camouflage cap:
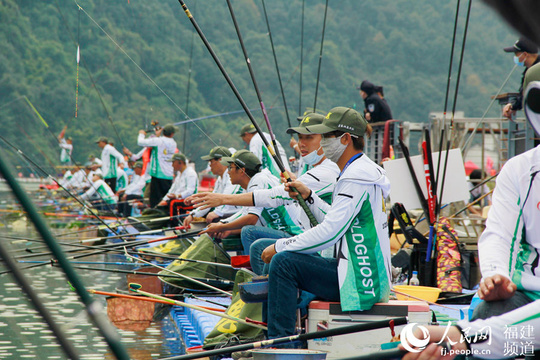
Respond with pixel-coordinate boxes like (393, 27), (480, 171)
(305, 107), (367, 137)
(201, 146), (232, 161)
(95, 136), (108, 144)
(286, 112), (326, 135)
(220, 149), (261, 172)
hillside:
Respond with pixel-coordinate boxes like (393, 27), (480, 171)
(0, 0), (522, 173)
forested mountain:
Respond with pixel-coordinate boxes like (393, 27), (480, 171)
(0, 0), (523, 174)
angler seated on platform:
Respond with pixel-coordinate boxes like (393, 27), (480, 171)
(188, 113), (339, 274)
(258, 107), (391, 342)
(66, 163), (92, 191)
(156, 153), (198, 216)
(185, 150), (303, 250)
(117, 161), (148, 217)
(80, 172), (117, 212)
(470, 63), (540, 326)
(183, 146), (244, 229)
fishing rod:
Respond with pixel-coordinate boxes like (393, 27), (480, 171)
(124, 250), (233, 296)
(129, 283), (264, 329)
(298, 0), (305, 116)
(260, 0), (292, 129)
(89, 289), (226, 313)
(182, 0), (196, 154)
(227, 0), (285, 163)
(73, 1), (221, 150)
(439, 0), (473, 217)
(176, 0), (318, 227)
(435, 0), (460, 218)
(0, 132), (122, 233)
(312, 0), (329, 113)
(159, 317), (408, 360)
(0, 147), (130, 359)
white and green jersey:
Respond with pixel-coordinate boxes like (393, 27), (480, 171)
(59, 138), (73, 164)
(191, 169), (244, 219)
(274, 154), (392, 312)
(80, 179), (117, 204)
(116, 168), (129, 191)
(162, 165), (198, 201)
(253, 158), (339, 232)
(478, 145), (540, 299)
(67, 169), (90, 189)
(458, 300), (540, 358)
(137, 134), (177, 180)
(100, 144), (124, 180)
(249, 132), (290, 178)
(222, 169), (303, 235)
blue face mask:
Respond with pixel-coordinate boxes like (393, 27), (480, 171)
(302, 146), (324, 165)
(514, 55), (525, 67)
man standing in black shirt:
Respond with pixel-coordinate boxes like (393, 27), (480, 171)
(358, 80), (393, 123)
(502, 37), (539, 119)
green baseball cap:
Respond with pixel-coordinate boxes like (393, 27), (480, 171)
(162, 124), (178, 136)
(220, 149), (261, 172)
(286, 113), (326, 134)
(166, 153), (187, 163)
(305, 107), (367, 136)
(133, 161), (144, 169)
(95, 136), (108, 143)
(523, 63), (540, 134)
(201, 146), (232, 161)
(239, 123), (257, 136)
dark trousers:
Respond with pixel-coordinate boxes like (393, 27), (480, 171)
(149, 177), (172, 208)
(119, 194), (143, 217)
(105, 178), (117, 192)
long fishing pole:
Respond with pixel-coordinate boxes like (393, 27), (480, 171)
(312, 0), (329, 113)
(227, 0), (285, 163)
(260, 0), (292, 129)
(182, 0), (196, 154)
(0, 148), (130, 359)
(439, 0), (473, 215)
(159, 317), (408, 360)
(298, 0), (305, 115)
(129, 283), (263, 329)
(89, 289), (226, 313)
(435, 0), (460, 216)
(124, 250), (233, 296)
(176, 0), (318, 227)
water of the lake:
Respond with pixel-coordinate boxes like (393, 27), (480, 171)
(0, 205), (185, 359)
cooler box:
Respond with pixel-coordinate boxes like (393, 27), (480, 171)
(307, 300), (432, 359)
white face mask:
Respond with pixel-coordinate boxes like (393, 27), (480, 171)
(302, 146), (324, 165)
(320, 134), (347, 163)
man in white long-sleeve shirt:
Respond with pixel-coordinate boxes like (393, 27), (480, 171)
(118, 161), (147, 217)
(184, 146), (243, 228)
(157, 153), (198, 212)
(471, 63), (540, 325)
(260, 107), (392, 340)
(96, 136), (125, 192)
(137, 124), (178, 207)
(240, 123), (291, 178)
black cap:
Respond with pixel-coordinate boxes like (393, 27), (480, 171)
(357, 80), (375, 95)
(503, 37), (538, 54)
(374, 85), (384, 96)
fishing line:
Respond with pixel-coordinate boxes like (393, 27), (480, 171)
(261, 0), (292, 129)
(313, 0), (329, 113)
(73, 0), (221, 150)
(438, 0), (472, 216)
(299, 0), (305, 116)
